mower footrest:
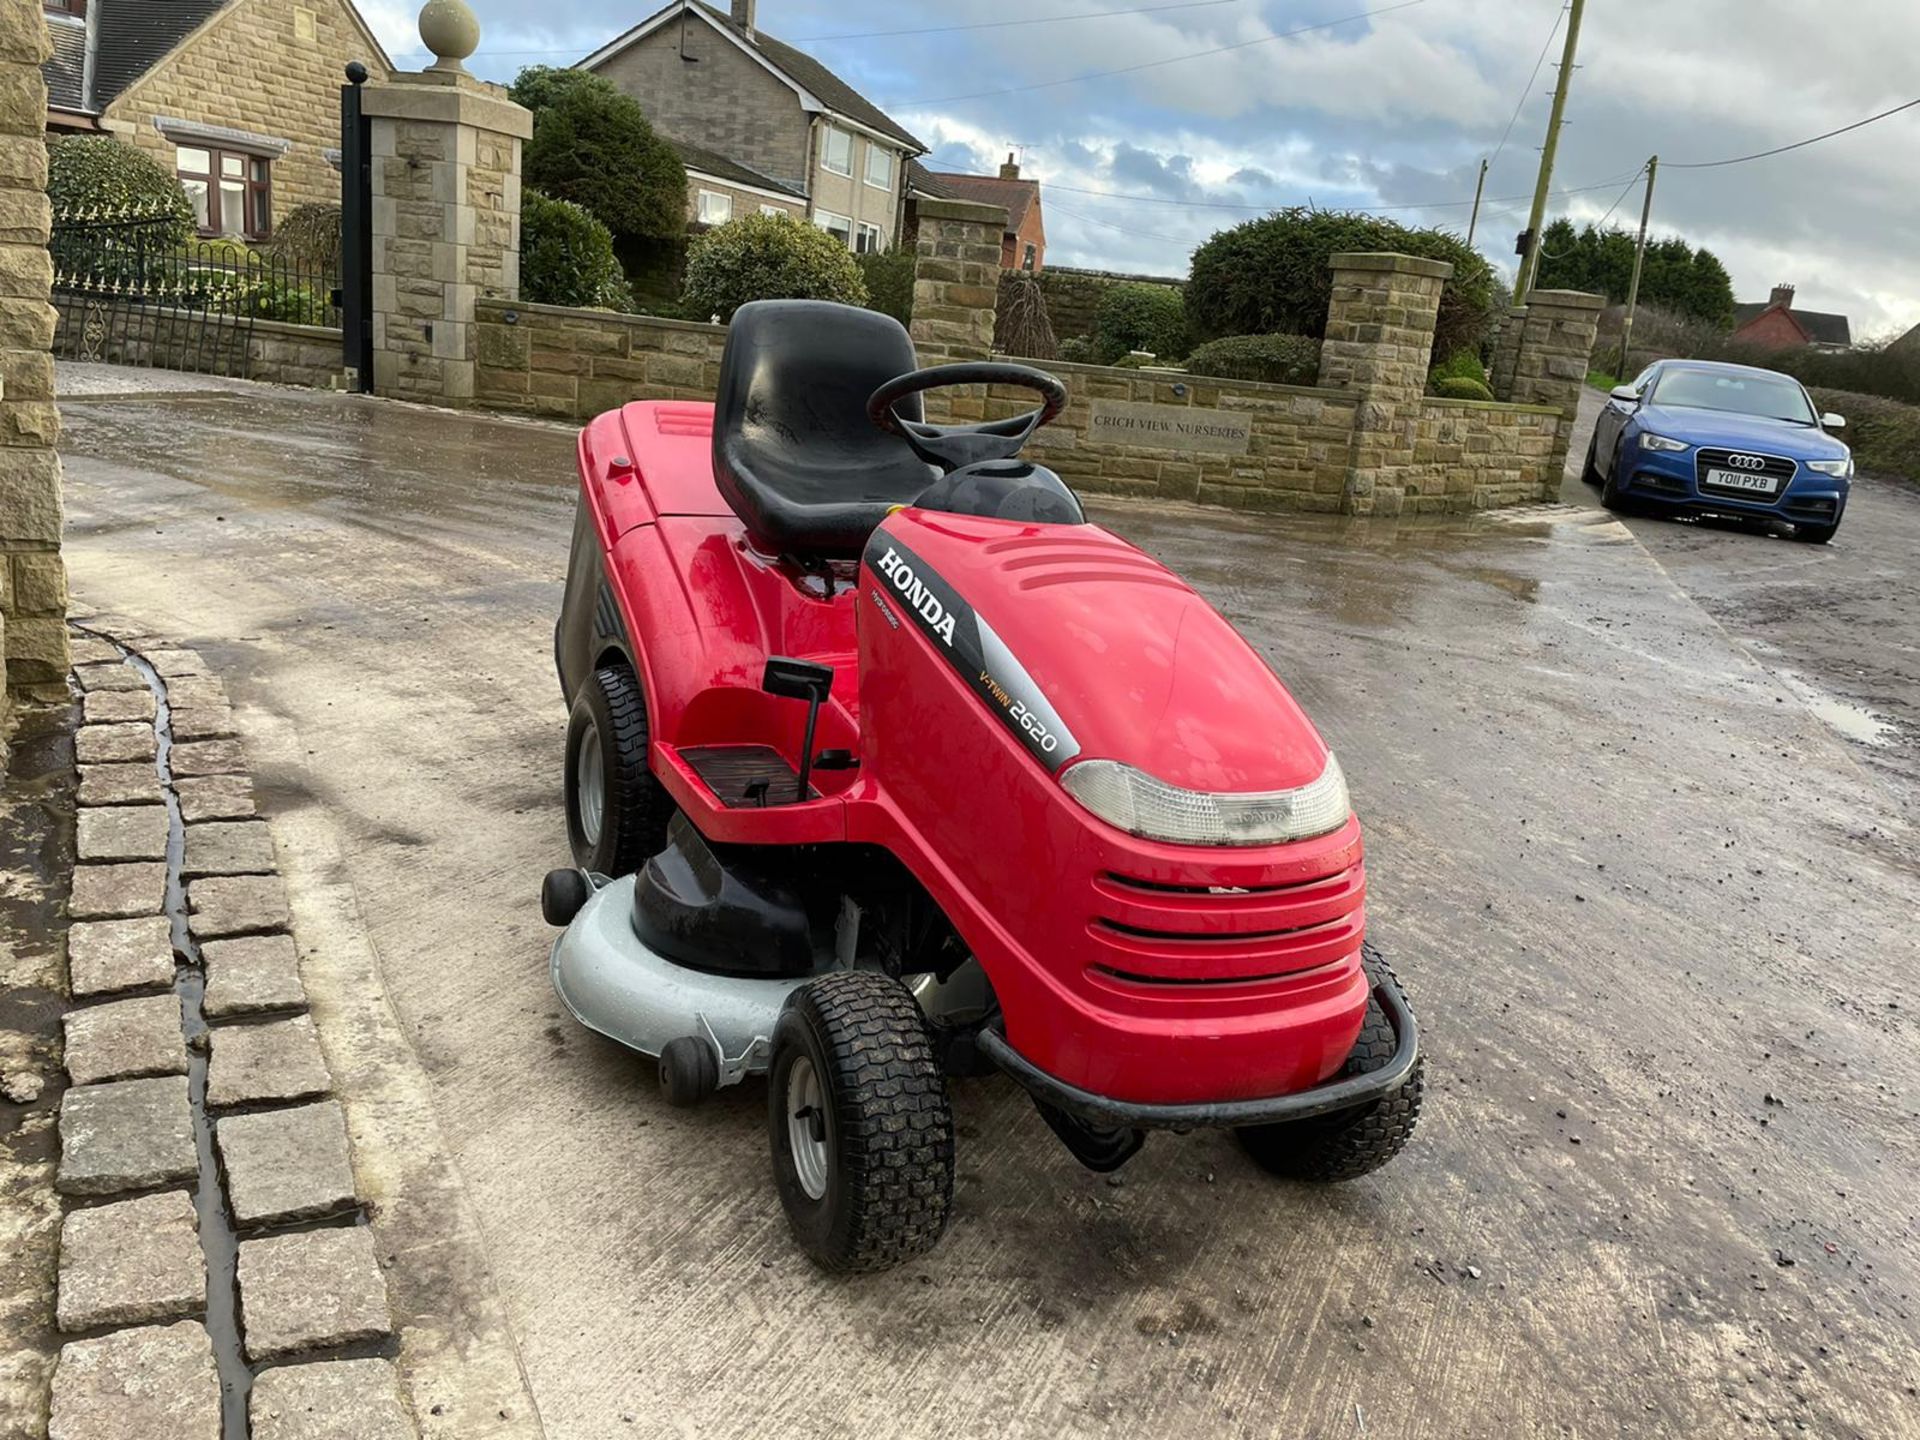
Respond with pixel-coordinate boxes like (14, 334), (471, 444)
(681, 744), (817, 807)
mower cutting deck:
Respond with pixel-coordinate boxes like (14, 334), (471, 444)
(543, 300), (1422, 1272)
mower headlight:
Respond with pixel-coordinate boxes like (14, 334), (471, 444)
(1639, 433), (1689, 453)
(1806, 458), (1852, 477)
(1060, 753), (1350, 847)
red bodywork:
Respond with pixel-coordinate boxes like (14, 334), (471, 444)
(578, 401), (1370, 1105)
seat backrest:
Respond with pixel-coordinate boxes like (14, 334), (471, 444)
(712, 300), (937, 559)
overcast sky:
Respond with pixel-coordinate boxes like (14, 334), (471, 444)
(360, 0), (1920, 338)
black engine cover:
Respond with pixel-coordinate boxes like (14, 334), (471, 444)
(631, 812), (818, 978)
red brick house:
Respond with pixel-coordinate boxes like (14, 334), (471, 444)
(1730, 284), (1852, 352)
(909, 155), (1045, 271)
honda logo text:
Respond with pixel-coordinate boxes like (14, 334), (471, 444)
(875, 548), (957, 646)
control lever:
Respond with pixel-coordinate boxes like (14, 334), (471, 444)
(761, 657), (834, 803)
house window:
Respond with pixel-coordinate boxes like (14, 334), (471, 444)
(864, 145), (893, 191)
(821, 126), (852, 177)
(855, 222), (883, 254)
(176, 146), (272, 241)
(697, 190), (733, 225)
(44, 0), (87, 17)
(759, 204), (787, 218)
(814, 210), (853, 248)
(1023, 243), (1037, 272)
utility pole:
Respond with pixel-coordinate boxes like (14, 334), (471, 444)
(1514, 0), (1586, 303)
(1616, 155), (1658, 378)
(1465, 157), (1489, 245)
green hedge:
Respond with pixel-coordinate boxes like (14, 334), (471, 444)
(522, 74), (686, 242)
(1182, 333), (1322, 386)
(1811, 388), (1920, 482)
(1430, 350), (1488, 387)
(682, 212), (867, 322)
(856, 249), (915, 326)
(521, 190), (633, 310)
(48, 137), (194, 240)
(1188, 208), (1497, 361)
(1431, 375), (1496, 402)
(1093, 282), (1188, 363)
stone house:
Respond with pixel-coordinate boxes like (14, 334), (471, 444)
(1730, 284), (1852, 352)
(40, 0), (390, 240)
(579, 0), (925, 250)
(909, 155), (1046, 271)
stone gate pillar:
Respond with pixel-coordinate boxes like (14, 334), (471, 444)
(1504, 289), (1603, 490)
(1317, 252), (1452, 516)
(1, 0), (67, 725)
(360, 58), (530, 404)
(909, 199), (1007, 364)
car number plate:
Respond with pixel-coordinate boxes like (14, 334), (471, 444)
(1705, 467), (1780, 495)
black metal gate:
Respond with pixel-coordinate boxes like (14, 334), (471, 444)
(50, 207), (342, 379)
(339, 61), (374, 392)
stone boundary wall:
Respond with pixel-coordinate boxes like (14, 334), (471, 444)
(473, 298), (727, 419)
(1408, 397), (1562, 512)
(52, 302), (345, 389)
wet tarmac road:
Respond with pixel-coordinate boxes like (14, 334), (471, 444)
(52, 369), (1920, 1439)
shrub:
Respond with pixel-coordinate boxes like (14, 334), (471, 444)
(1183, 333), (1322, 386)
(1056, 335), (1097, 364)
(508, 65), (609, 115)
(856, 248), (916, 327)
(1810, 388), (1920, 482)
(1094, 282), (1187, 363)
(1534, 219), (1733, 326)
(995, 271), (1056, 359)
(523, 78), (686, 241)
(1187, 208), (1497, 360)
(681, 213), (867, 322)
(521, 190), (633, 310)
(262, 203), (341, 274)
(47, 136), (194, 240)
(1431, 376), (1496, 402)
(1430, 350), (1488, 387)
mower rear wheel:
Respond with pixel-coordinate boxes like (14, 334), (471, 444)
(1236, 948), (1423, 1183)
(768, 971), (954, 1273)
(565, 662), (672, 875)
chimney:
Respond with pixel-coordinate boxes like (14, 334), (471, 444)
(731, 0), (755, 39)
(1770, 283), (1795, 311)
(999, 152), (1020, 181)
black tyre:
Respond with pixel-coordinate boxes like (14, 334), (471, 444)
(1791, 521), (1838, 545)
(768, 971), (954, 1273)
(1598, 446), (1635, 514)
(659, 1036), (718, 1107)
(564, 662), (672, 875)
(540, 868), (589, 927)
(1580, 434), (1602, 487)
(1236, 946), (1423, 1183)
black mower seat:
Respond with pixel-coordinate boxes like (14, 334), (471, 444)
(713, 300), (938, 560)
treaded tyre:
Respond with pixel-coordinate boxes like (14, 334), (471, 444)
(1598, 447), (1636, 515)
(1236, 944), (1424, 1183)
(768, 971), (955, 1273)
(1580, 434), (1602, 487)
(1791, 521), (1838, 545)
(564, 662), (672, 875)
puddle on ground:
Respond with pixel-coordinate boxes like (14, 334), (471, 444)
(1778, 670), (1897, 748)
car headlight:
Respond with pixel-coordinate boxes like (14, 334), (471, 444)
(1639, 433), (1689, 453)
(1060, 753), (1351, 847)
(1806, 458), (1852, 477)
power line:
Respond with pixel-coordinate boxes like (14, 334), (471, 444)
(1033, 171), (1640, 213)
(1488, 2), (1563, 170)
(1048, 201), (1196, 247)
(894, 0), (1428, 107)
(1664, 95), (1920, 169)
(1590, 164), (1647, 228)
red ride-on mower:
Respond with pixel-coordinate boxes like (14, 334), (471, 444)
(543, 300), (1422, 1272)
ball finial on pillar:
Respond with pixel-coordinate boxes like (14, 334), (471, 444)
(418, 0), (480, 73)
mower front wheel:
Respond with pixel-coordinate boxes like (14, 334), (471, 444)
(564, 662), (672, 875)
(1237, 950), (1424, 1183)
(767, 972), (954, 1273)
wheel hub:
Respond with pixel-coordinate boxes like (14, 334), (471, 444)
(576, 726), (604, 846)
(786, 1055), (830, 1201)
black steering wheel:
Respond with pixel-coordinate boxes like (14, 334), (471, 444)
(868, 362), (1070, 474)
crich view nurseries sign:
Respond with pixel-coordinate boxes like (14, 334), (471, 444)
(1087, 400), (1253, 455)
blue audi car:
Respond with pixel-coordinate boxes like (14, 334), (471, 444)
(1582, 359), (1854, 543)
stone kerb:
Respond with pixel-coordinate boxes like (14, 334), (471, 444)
(1506, 288), (1604, 482)
(910, 197), (1009, 366)
(362, 68), (532, 405)
(1317, 251), (1452, 516)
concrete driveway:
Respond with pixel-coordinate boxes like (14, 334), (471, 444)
(55, 368), (1920, 1439)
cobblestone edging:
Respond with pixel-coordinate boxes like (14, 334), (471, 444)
(51, 624), (415, 1440)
